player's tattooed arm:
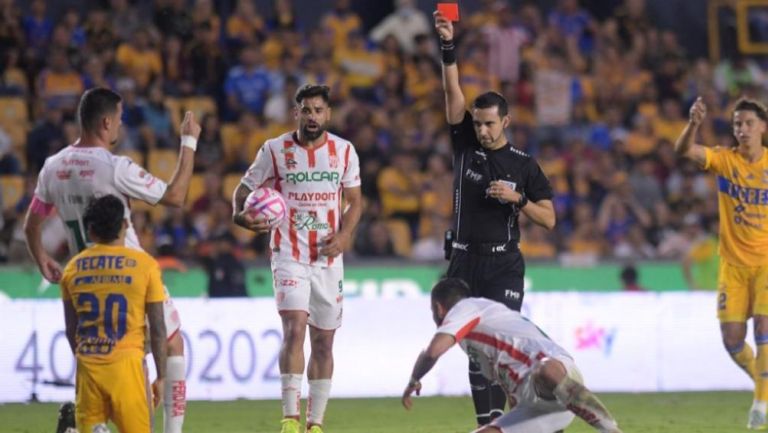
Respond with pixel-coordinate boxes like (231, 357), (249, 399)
(402, 333), (456, 410)
(232, 183), (270, 234)
(147, 301), (167, 380)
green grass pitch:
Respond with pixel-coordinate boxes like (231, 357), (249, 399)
(0, 392), (751, 433)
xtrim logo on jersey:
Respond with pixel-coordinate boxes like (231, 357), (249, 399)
(718, 176), (768, 205)
(292, 212), (331, 230)
(285, 171), (340, 184)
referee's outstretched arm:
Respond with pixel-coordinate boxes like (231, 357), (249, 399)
(434, 11), (465, 125)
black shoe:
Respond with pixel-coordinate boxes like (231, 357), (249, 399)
(55, 402), (76, 433)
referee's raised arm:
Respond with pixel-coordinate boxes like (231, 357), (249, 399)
(434, 11), (465, 125)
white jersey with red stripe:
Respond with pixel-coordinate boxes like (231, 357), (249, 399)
(240, 131), (361, 268)
(33, 145), (167, 255)
(437, 297), (572, 401)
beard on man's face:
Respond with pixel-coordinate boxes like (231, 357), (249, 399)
(302, 123), (325, 141)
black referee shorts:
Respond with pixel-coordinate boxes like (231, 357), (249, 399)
(446, 249), (525, 311)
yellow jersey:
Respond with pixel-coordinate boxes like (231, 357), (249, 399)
(60, 244), (165, 364)
(705, 146), (768, 267)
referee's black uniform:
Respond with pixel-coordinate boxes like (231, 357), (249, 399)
(446, 111), (553, 312)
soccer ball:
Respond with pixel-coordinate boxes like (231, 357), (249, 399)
(244, 187), (287, 228)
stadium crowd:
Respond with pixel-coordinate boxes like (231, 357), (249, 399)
(0, 0), (745, 266)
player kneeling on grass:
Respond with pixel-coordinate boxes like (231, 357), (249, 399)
(402, 278), (622, 433)
(60, 195), (167, 433)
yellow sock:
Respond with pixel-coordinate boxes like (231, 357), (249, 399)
(757, 340), (768, 402)
(730, 342), (758, 381)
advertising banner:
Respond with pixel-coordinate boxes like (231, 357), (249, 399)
(0, 292), (748, 402)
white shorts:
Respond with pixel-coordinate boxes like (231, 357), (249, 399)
(272, 260), (344, 330)
(163, 286), (182, 340)
(490, 356), (580, 433)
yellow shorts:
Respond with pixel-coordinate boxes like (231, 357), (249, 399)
(76, 355), (153, 433)
(718, 261), (768, 322)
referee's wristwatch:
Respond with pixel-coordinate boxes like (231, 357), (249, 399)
(516, 194), (528, 208)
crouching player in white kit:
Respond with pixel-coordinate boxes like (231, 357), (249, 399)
(402, 278), (623, 433)
(232, 84), (362, 433)
(23, 88), (199, 433)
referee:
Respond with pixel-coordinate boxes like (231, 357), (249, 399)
(434, 10), (556, 428)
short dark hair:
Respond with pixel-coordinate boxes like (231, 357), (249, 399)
(733, 98), (768, 123)
(620, 265), (638, 284)
(84, 195), (125, 243)
(78, 87), (122, 133)
(295, 84), (331, 105)
(431, 278), (471, 309)
(472, 91), (509, 117)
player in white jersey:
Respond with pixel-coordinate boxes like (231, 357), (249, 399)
(232, 84), (362, 433)
(23, 87), (200, 433)
(402, 278), (622, 433)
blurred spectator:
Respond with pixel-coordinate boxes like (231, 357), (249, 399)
(26, 107), (65, 172)
(224, 44), (272, 117)
(36, 49), (84, 114)
(682, 218), (719, 291)
(203, 232), (247, 298)
(187, 21), (228, 97)
(191, 172), (224, 214)
(334, 30), (383, 101)
(483, 3), (531, 85)
(269, 0), (298, 31)
(156, 207), (200, 260)
(154, 0), (194, 40)
(84, 9), (116, 55)
(116, 28), (163, 91)
(520, 223), (557, 260)
(110, 0), (142, 42)
(82, 56), (116, 90)
(377, 152), (422, 236)
(195, 114), (225, 173)
(714, 56), (765, 97)
(226, 0), (266, 47)
(613, 225), (656, 259)
(620, 264), (646, 291)
(369, 0), (430, 54)
(141, 84), (175, 149)
(355, 218), (396, 257)
(265, 75), (300, 125)
(191, 0), (221, 37)
(321, 0), (362, 49)
(0, 125), (19, 174)
(22, 0), (52, 60)
(548, 0), (595, 54)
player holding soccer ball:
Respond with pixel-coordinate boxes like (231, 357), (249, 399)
(402, 278), (622, 433)
(675, 97), (768, 430)
(232, 84), (363, 433)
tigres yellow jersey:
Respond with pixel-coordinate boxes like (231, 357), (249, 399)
(60, 244), (165, 364)
(705, 146), (768, 267)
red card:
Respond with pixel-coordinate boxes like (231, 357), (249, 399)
(437, 3), (460, 21)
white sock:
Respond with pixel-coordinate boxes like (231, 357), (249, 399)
(281, 374), (303, 418)
(307, 379), (332, 426)
(164, 356), (186, 433)
(753, 400), (768, 414)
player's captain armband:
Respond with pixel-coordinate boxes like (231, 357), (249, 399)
(181, 135), (198, 151)
(30, 196), (54, 216)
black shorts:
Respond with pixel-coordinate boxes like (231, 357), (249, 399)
(446, 249), (525, 311)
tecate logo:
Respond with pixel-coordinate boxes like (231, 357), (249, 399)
(285, 171), (340, 184)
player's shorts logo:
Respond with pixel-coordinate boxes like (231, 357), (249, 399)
(718, 292), (727, 310)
